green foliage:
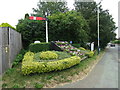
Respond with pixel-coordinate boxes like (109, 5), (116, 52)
(48, 11), (89, 44)
(24, 13), (29, 19)
(56, 42), (68, 45)
(72, 44), (80, 48)
(0, 23), (16, 30)
(34, 83), (44, 88)
(16, 11), (89, 48)
(22, 51), (34, 62)
(2, 83), (7, 88)
(74, 2), (117, 49)
(16, 19), (46, 48)
(5, 68), (15, 75)
(12, 49), (27, 67)
(22, 51), (80, 75)
(12, 84), (20, 88)
(112, 40), (120, 44)
(40, 51), (58, 60)
(79, 47), (86, 51)
(34, 51), (71, 61)
(29, 42), (50, 53)
(32, 1), (68, 17)
(85, 51), (94, 58)
(53, 51), (71, 60)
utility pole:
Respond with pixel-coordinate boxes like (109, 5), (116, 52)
(97, 0), (102, 54)
(97, 5), (100, 54)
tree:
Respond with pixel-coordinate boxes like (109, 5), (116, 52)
(16, 11), (90, 48)
(48, 11), (90, 46)
(74, 2), (117, 49)
(24, 13), (29, 19)
(32, 0), (69, 17)
(16, 15), (46, 48)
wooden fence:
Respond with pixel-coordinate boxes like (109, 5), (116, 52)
(0, 27), (22, 74)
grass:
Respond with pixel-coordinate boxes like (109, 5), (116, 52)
(2, 50), (105, 88)
(34, 83), (44, 88)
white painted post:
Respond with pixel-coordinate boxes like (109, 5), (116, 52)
(46, 20), (48, 43)
(91, 42), (94, 51)
(45, 12), (48, 43)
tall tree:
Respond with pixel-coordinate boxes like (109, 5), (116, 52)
(16, 14), (46, 48)
(74, 1), (117, 48)
(48, 11), (89, 46)
(32, 0), (69, 17)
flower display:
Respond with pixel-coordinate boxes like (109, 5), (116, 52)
(55, 41), (85, 58)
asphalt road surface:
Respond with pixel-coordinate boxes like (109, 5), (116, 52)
(56, 45), (119, 88)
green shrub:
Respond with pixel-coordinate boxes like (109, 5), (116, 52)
(22, 52), (81, 75)
(12, 84), (20, 88)
(0, 23), (16, 30)
(12, 49), (27, 67)
(29, 42), (50, 53)
(40, 51), (58, 60)
(85, 51), (94, 58)
(33, 51), (71, 62)
(79, 47), (86, 51)
(56, 42), (68, 45)
(2, 83), (7, 88)
(5, 68), (15, 75)
(113, 40), (120, 44)
(22, 51), (34, 62)
(72, 44), (80, 48)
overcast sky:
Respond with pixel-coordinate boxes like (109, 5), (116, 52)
(0, 0), (119, 37)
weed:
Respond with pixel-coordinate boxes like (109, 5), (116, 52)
(12, 49), (27, 67)
(12, 84), (20, 88)
(46, 75), (53, 80)
(2, 83), (7, 88)
(5, 68), (15, 75)
(34, 83), (44, 88)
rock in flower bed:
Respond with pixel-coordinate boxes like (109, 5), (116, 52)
(55, 41), (86, 58)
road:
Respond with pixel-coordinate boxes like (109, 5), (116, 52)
(56, 45), (119, 88)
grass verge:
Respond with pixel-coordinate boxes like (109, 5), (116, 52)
(2, 50), (105, 88)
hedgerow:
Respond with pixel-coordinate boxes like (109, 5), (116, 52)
(29, 43), (50, 53)
(22, 52), (81, 75)
(85, 51), (94, 58)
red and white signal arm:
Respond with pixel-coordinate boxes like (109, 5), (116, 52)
(29, 16), (47, 20)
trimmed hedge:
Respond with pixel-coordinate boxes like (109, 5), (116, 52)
(85, 51), (94, 58)
(40, 51), (58, 60)
(29, 42), (50, 53)
(72, 44), (80, 48)
(79, 47), (86, 51)
(22, 52), (81, 75)
(113, 40), (120, 44)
